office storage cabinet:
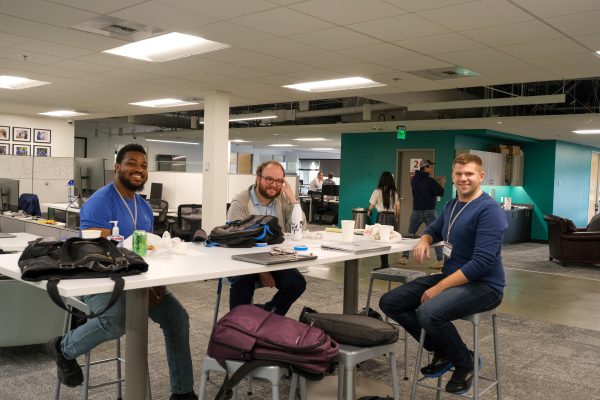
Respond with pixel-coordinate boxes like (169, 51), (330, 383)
(457, 149), (524, 186)
(503, 208), (532, 243)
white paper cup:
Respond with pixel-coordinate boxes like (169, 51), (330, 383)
(81, 229), (102, 239)
(341, 220), (355, 242)
(379, 225), (394, 242)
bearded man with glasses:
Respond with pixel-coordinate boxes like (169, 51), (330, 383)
(226, 161), (307, 316)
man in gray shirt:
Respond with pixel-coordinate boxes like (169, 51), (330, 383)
(227, 161), (306, 315)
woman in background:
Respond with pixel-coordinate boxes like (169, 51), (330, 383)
(367, 171), (401, 269)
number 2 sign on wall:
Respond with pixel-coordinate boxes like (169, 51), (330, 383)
(410, 158), (422, 172)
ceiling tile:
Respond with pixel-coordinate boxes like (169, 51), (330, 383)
(284, 69), (347, 82)
(395, 33), (485, 54)
(382, 0), (476, 13)
(230, 8), (334, 36)
(418, 0), (534, 31)
(240, 38), (320, 58)
(499, 38), (589, 59)
(285, 52), (360, 68)
(329, 62), (399, 76)
(513, 0), (600, 18)
(14, 40), (95, 58)
(247, 58), (314, 74)
(0, 0), (97, 27)
(290, 0), (405, 25)
(50, 60), (116, 73)
(155, 0), (277, 19)
(26, 64), (97, 78)
(339, 43), (420, 62)
(436, 48), (517, 69)
(79, 53), (149, 68)
(110, 1), (217, 31)
(41, 29), (128, 51)
(546, 9), (600, 37)
(47, 0), (145, 14)
(0, 32), (30, 47)
(101, 69), (163, 81)
(378, 56), (454, 72)
(0, 47), (64, 64)
(462, 20), (563, 47)
(0, 14), (62, 38)
(575, 33), (600, 51)
(183, 22), (274, 45)
(525, 53), (600, 79)
(290, 27), (382, 51)
(348, 14), (450, 42)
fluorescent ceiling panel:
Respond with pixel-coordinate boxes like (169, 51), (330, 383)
(130, 98), (200, 108)
(103, 32), (230, 62)
(283, 77), (386, 92)
(572, 129), (600, 134)
(38, 110), (88, 117)
(230, 139), (251, 143)
(0, 75), (50, 90)
(146, 139), (199, 145)
(293, 137), (328, 141)
(268, 144), (295, 147)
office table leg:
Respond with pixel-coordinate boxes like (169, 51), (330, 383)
(343, 259), (359, 314)
(125, 288), (149, 400)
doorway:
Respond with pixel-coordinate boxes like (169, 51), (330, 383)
(589, 152), (600, 221)
(396, 149), (435, 234)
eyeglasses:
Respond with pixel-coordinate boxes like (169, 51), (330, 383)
(270, 247), (297, 256)
(260, 175), (285, 186)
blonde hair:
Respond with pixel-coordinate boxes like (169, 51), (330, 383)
(453, 153), (483, 169)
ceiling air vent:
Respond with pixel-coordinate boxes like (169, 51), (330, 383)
(408, 66), (479, 81)
(102, 24), (138, 35)
(71, 16), (163, 41)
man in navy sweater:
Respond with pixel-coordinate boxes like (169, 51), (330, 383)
(380, 153), (507, 395)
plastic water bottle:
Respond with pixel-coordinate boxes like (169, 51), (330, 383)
(67, 180), (74, 204)
(291, 203), (303, 241)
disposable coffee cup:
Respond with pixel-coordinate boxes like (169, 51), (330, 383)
(379, 225), (394, 241)
(341, 220), (355, 242)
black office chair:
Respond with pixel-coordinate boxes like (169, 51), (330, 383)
(309, 191), (327, 224)
(172, 204), (202, 241)
(151, 200), (169, 236)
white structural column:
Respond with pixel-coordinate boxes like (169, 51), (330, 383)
(202, 91), (230, 232)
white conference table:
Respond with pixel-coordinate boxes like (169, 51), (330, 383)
(0, 232), (418, 400)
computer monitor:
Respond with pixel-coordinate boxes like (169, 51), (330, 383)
(150, 182), (163, 200)
(0, 178), (20, 212)
(74, 158), (106, 198)
(321, 184), (339, 197)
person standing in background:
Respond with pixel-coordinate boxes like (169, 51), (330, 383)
(323, 172), (335, 185)
(309, 171), (324, 192)
(402, 159), (446, 267)
(367, 171), (400, 269)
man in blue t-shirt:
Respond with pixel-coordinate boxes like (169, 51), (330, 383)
(380, 153), (507, 395)
(47, 144), (197, 400)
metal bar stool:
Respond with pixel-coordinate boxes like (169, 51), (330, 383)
(410, 308), (501, 400)
(53, 297), (151, 400)
(365, 267), (426, 380)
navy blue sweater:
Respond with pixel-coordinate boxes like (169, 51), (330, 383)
(412, 170), (444, 211)
(424, 192), (508, 293)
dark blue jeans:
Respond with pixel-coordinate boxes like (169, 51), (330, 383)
(229, 268), (306, 316)
(403, 209), (443, 261)
(379, 274), (502, 370)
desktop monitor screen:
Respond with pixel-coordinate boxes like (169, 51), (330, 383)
(0, 178), (20, 212)
(150, 182), (163, 200)
(322, 184), (339, 197)
(74, 158), (106, 198)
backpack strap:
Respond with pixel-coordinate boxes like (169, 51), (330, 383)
(46, 276), (125, 319)
(214, 359), (289, 400)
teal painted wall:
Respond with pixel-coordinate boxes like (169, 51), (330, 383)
(553, 141), (593, 227)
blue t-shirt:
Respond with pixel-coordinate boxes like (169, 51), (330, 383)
(424, 192), (508, 293)
(80, 183), (154, 238)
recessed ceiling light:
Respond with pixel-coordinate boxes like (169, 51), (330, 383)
(0, 75), (50, 90)
(283, 77), (386, 92)
(572, 129), (600, 134)
(311, 147), (336, 151)
(38, 110), (88, 117)
(268, 144), (295, 147)
(104, 32), (230, 62)
(230, 139), (251, 143)
(293, 137), (328, 142)
(145, 139), (199, 145)
(130, 98), (200, 108)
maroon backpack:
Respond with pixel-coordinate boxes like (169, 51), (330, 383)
(207, 304), (339, 399)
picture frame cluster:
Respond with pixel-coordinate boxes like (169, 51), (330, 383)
(0, 126), (51, 157)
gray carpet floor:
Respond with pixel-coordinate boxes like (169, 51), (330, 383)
(2, 243), (600, 399)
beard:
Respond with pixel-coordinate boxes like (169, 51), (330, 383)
(257, 182), (280, 200)
(118, 171), (146, 192)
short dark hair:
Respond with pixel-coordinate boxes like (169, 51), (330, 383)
(116, 144), (146, 164)
(256, 160), (285, 177)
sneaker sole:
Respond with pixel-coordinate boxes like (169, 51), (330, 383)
(446, 358), (483, 394)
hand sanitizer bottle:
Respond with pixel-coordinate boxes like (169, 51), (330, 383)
(291, 203), (303, 241)
(108, 220), (124, 247)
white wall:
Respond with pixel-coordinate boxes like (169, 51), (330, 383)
(0, 113), (74, 157)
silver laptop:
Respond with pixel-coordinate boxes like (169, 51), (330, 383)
(232, 252), (318, 265)
(321, 241), (391, 254)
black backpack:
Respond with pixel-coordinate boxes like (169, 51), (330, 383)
(206, 215), (284, 248)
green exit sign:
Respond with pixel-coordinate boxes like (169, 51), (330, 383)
(396, 127), (406, 139)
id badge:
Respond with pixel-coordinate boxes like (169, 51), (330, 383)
(443, 241), (453, 259)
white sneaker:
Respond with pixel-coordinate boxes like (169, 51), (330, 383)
(399, 256), (409, 265)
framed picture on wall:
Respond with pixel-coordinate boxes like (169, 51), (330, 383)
(34, 128), (51, 143)
(13, 144), (31, 156)
(34, 145), (51, 157)
(0, 143), (9, 155)
(0, 126), (9, 141)
(13, 127), (31, 142)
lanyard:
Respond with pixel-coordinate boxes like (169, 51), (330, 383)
(113, 183), (138, 229)
(446, 191), (481, 243)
